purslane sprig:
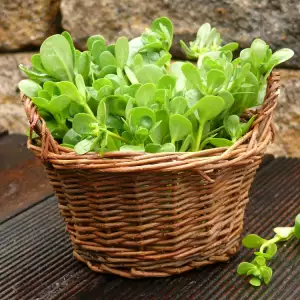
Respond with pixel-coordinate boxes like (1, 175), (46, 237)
(18, 17), (294, 155)
(237, 214), (300, 287)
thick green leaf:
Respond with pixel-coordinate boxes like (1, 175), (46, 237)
(87, 35), (105, 51)
(91, 40), (106, 65)
(74, 137), (96, 154)
(105, 95), (127, 116)
(249, 277), (261, 287)
(185, 89), (201, 120)
(260, 266), (272, 284)
(169, 114), (192, 142)
(99, 51), (117, 68)
(157, 75), (176, 91)
(61, 31), (76, 65)
(40, 34), (74, 81)
(220, 42), (239, 52)
(218, 90), (234, 111)
(151, 17), (173, 49)
(98, 65), (117, 78)
(19, 65), (54, 84)
(31, 97), (50, 110)
(18, 80), (42, 98)
(56, 81), (84, 104)
(135, 65), (164, 84)
(209, 138), (233, 147)
(31, 54), (46, 73)
(237, 262), (254, 275)
(154, 89), (167, 105)
(107, 115), (122, 130)
(181, 63), (202, 90)
(171, 96), (187, 115)
(224, 115), (241, 141)
(48, 95), (70, 115)
(156, 52), (172, 67)
(254, 256), (266, 266)
(135, 127), (149, 143)
(124, 66), (139, 84)
(251, 39), (268, 65)
(170, 61), (186, 92)
(185, 95), (225, 123)
(38, 90), (51, 100)
(97, 85), (113, 100)
(135, 83), (156, 107)
(106, 134), (120, 151)
(273, 227), (294, 239)
(150, 110), (169, 144)
(240, 115), (256, 135)
(145, 143), (161, 153)
(75, 74), (86, 100)
(73, 113), (98, 135)
(206, 69), (225, 93)
(133, 53), (144, 70)
(160, 143), (175, 152)
(129, 107), (156, 130)
(69, 102), (84, 117)
(115, 37), (129, 69)
(44, 81), (59, 97)
(265, 48), (294, 71)
(125, 97), (133, 119)
(63, 128), (82, 145)
(179, 134), (192, 152)
(127, 84), (142, 97)
(242, 234), (265, 249)
(76, 51), (90, 82)
(93, 78), (113, 91)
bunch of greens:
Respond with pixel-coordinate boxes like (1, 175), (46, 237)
(237, 214), (300, 287)
(18, 17), (294, 155)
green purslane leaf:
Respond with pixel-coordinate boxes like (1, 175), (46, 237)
(40, 34), (74, 82)
(115, 37), (129, 69)
(242, 234), (265, 249)
(73, 113), (98, 135)
(169, 114), (192, 143)
(249, 277), (261, 287)
(135, 64), (164, 84)
(135, 83), (156, 107)
(19, 79), (42, 98)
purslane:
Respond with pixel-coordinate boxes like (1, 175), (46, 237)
(18, 17), (294, 154)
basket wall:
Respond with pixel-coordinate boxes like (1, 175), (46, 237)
(22, 73), (280, 278)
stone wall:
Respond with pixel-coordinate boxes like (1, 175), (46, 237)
(1, 0), (299, 156)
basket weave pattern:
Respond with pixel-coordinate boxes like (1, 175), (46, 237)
(23, 73), (280, 278)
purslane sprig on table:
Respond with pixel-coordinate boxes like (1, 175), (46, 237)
(18, 18), (294, 154)
(237, 214), (300, 287)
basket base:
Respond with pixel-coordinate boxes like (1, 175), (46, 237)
(73, 243), (239, 279)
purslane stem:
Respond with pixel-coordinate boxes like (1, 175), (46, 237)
(194, 122), (204, 151)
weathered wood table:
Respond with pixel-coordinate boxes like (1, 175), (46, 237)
(0, 134), (299, 300)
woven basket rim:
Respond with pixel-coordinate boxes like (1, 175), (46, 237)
(22, 72), (280, 173)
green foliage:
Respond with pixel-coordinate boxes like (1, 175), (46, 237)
(19, 17), (293, 154)
(237, 214), (300, 287)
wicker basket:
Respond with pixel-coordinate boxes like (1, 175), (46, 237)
(22, 72), (280, 278)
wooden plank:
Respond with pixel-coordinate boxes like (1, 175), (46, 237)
(0, 134), (53, 221)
